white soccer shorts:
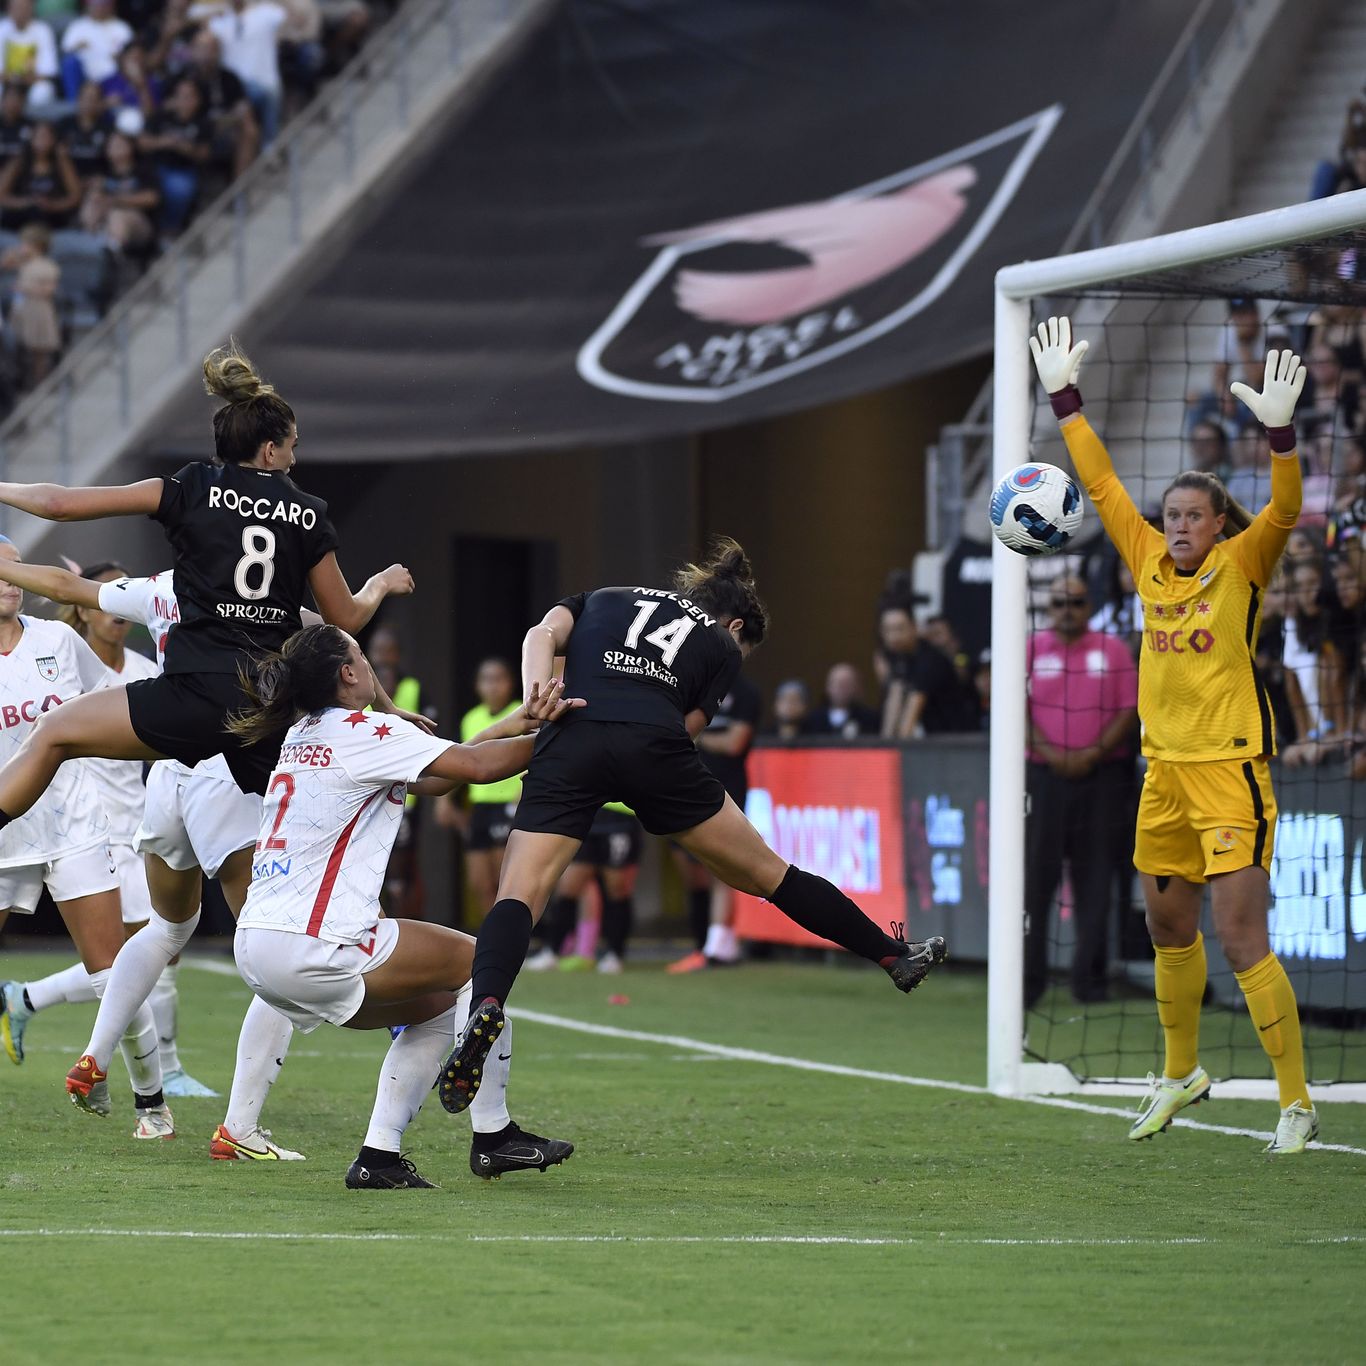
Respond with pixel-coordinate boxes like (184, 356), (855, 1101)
(113, 843), (155, 925)
(135, 761), (261, 879)
(234, 917), (400, 1033)
(0, 841), (119, 913)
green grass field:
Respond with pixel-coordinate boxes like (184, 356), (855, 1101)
(3, 949), (1365, 1364)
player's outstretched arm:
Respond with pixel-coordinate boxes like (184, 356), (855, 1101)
(0, 479), (162, 522)
(306, 554), (414, 634)
(1229, 349), (1305, 580)
(1028, 315), (1160, 572)
(0, 559), (102, 609)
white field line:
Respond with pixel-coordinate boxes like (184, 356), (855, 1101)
(179, 961), (1366, 1157)
(1, 1228), (1362, 1248)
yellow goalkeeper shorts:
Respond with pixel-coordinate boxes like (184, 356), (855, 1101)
(1133, 757), (1276, 884)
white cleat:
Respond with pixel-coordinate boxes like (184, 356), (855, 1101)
(524, 947), (559, 972)
(597, 952), (624, 975)
(210, 1124), (306, 1161)
(1128, 1067), (1212, 1141)
(133, 1104), (176, 1141)
(1266, 1100), (1319, 1156)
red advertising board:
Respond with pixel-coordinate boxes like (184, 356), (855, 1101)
(733, 746), (905, 949)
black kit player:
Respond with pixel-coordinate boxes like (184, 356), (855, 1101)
(438, 538), (947, 1112)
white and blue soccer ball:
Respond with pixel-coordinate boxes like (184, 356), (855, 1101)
(988, 462), (1084, 556)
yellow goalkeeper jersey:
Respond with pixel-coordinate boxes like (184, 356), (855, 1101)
(1060, 415), (1301, 763)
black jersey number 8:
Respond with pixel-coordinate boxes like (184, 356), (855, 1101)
(234, 524), (277, 602)
(624, 599), (697, 667)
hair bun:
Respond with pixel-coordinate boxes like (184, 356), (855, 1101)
(203, 338), (274, 404)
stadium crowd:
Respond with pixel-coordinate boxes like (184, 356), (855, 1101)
(0, 0), (383, 407)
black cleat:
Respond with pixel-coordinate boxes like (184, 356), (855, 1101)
(885, 936), (948, 993)
(470, 1124), (575, 1180)
(437, 998), (505, 1114)
(345, 1154), (437, 1189)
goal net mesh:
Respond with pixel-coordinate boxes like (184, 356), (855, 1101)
(1019, 224), (1366, 1088)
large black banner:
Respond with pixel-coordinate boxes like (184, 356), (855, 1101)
(158, 0), (1197, 459)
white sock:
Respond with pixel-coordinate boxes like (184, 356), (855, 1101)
(363, 1000), (463, 1153)
(222, 994), (294, 1137)
(24, 961), (97, 1011)
(148, 964), (182, 1075)
(703, 922), (740, 962)
(469, 1009), (512, 1135)
(88, 968), (162, 1098)
(85, 911), (200, 1071)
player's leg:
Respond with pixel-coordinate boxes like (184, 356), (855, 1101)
(115, 844), (216, 1098)
(1, 957), (96, 1065)
(529, 859), (592, 970)
(0, 689), (158, 826)
(672, 796), (944, 991)
(668, 844), (712, 969)
(1063, 772), (1116, 1003)
(1023, 762), (1065, 1009)
(59, 882), (168, 1133)
(599, 860), (638, 972)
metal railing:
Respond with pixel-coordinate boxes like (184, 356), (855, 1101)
(923, 0), (1252, 549)
(0, 0), (553, 515)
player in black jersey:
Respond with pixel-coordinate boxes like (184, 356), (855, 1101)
(0, 341), (414, 821)
(438, 539), (947, 1114)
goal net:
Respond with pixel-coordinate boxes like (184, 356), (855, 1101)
(988, 190), (1366, 1102)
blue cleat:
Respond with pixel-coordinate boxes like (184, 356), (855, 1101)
(1, 979), (31, 1064)
(162, 1068), (220, 1098)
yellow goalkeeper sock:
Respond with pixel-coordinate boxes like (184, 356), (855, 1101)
(1235, 951), (1311, 1110)
(1153, 934), (1206, 1080)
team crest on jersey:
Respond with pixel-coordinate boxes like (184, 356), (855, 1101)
(35, 655), (59, 682)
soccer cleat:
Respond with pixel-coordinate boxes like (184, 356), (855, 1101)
(0, 979), (31, 1064)
(133, 1104), (176, 1141)
(666, 950), (710, 975)
(470, 1124), (574, 1180)
(209, 1124), (306, 1161)
(597, 952), (624, 975)
(884, 937), (948, 993)
(437, 998), (504, 1115)
(524, 947), (559, 972)
(1127, 1067), (1212, 1141)
(66, 1054), (111, 1117)
(557, 954), (594, 973)
(1265, 1100), (1319, 1156)
(162, 1069), (220, 1099)
(345, 1154), (436, 1189)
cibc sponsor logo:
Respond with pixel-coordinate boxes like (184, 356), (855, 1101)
(745, 788), (882, 894)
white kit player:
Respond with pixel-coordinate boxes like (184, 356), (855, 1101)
(234, 623), (576, 1188)
(2, 560), (216, 1099)
(0, 557), (298, 1157)
(0, 539), (170, 1139)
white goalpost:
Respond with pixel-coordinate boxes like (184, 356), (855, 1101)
(988, 186), (1366, 1103)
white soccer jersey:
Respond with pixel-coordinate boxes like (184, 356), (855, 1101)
(0, 617), (112, 867)
(238, 707), (455, 945)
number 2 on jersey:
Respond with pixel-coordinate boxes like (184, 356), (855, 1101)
(624, 599), (697, 667)
(258, 772), (295, 851)
(235, 524), (277, 601)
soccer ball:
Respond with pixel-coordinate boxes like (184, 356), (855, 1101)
(988, 463), (1083, 556)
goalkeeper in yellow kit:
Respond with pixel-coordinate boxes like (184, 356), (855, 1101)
(1030, 316), (1318, 1156)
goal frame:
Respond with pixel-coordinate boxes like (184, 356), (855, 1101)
(988, 187), (1366, 1102)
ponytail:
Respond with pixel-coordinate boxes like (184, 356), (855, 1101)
(1161, 470), (1254, 536)
(57, 560), (128, 635)
(202, 337), (295, 465)
(671, 535), (769, 645)
(226, 623), (352, 745)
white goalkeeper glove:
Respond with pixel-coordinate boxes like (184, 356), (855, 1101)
(1230, 349), (1307, 431)
(1028, 315), (1089, 395)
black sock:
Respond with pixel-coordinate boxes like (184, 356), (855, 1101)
(603, 897), (633, 958)
(768, 866), (903, 965)
(357, 1143), (399, 1168)
(687, 887), (710, 949)
(471, 1122), (515, 1153)
(134, 1089), (165, 1111)
(22, 987), (34, 1012)
(538, 896), (577, 955)
(470, 898), (533, 1005)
